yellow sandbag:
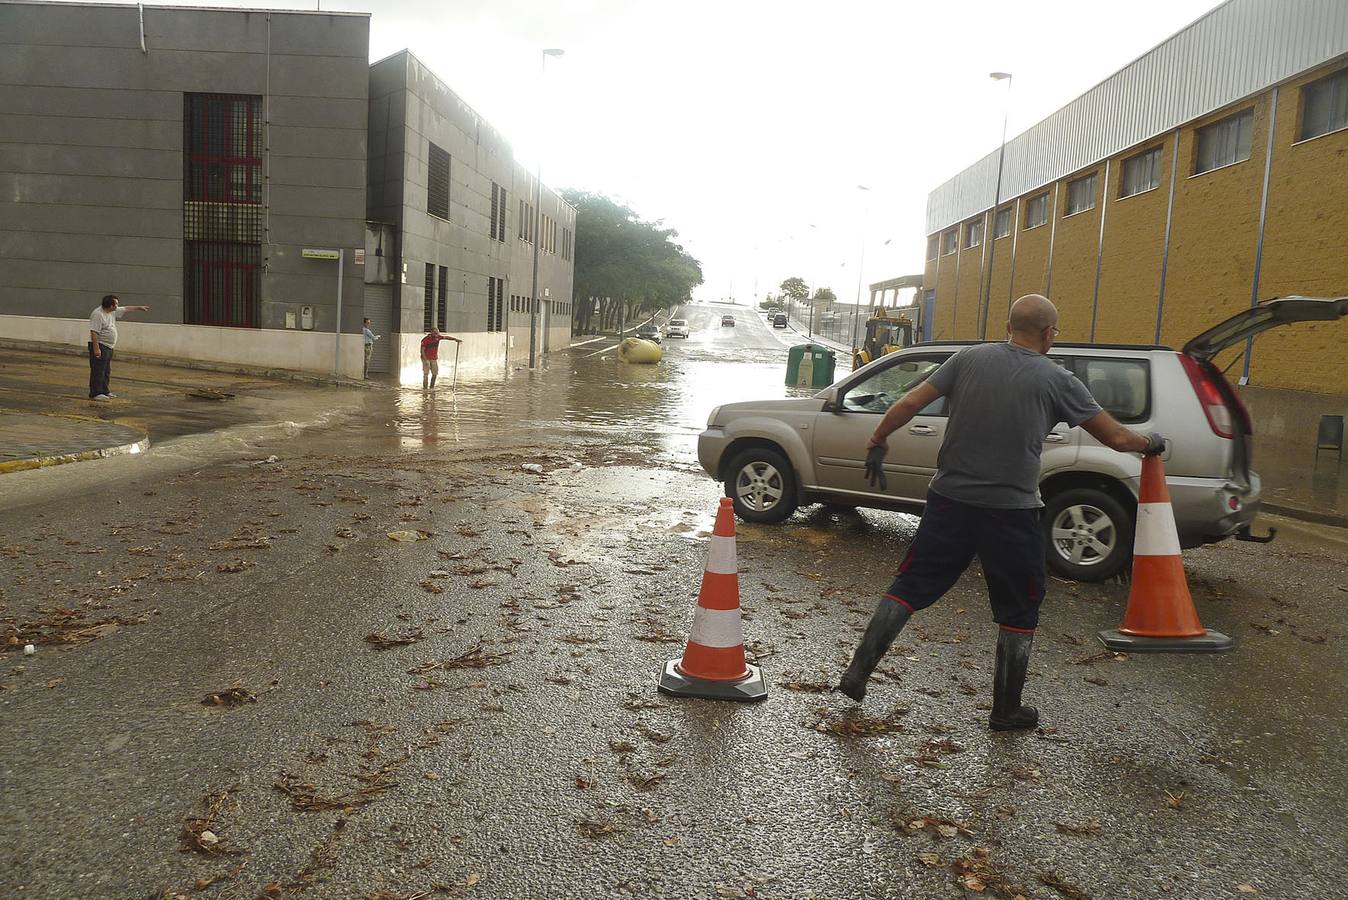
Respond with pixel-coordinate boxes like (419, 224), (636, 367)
(617, 337), (662, 364)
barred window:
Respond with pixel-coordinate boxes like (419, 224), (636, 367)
(1299, 69), (1348, 141)
(490, 183), (499, 240)
(1120, 147), (1162, 198)
(964, 219), (983, 249)
(1195, 110), (1253, 174)
(487, 276), (505, 332)
(185, 94), (263, 204)
(184, 242), (260, 327)
(424, 264), (435, 332)
(437, 265), (448, 330)
(496, 185), (507, 242)
(940, 228), (957, 256)
(428, 143), (450, 220)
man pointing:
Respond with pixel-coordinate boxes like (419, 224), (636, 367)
(838, 294), (1164, 731)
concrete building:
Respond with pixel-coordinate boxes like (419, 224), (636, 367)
(366, 50), (574, 380)
(0, 2), (575, 380)
(922, 0), (1347, 451)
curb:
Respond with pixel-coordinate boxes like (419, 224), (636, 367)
(1260, 502), (1348, 529)
(0, 436), (151, 474)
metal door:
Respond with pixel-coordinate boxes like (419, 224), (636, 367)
(363, 283), (394, 374)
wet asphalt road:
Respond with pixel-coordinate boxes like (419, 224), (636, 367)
(1, 304), (1345, 899)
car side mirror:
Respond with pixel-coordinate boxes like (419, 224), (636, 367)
(820, 386), (843, 413)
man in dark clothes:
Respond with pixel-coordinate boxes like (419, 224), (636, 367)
(839, 294), (1164, 730)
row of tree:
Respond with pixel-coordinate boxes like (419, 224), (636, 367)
(764, 277), (836, 309)
(561, 190), (703, 333)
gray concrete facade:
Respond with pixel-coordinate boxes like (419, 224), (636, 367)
(367, 50), (575, 377)
(0, 1), (370, 376)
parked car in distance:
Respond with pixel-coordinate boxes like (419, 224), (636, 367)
(664, 319), (690, 339)
(698, 296), (1346, 582)
(636, 322), (661, 343)
(721, 314), (736, 327)
(772, 314), (788, 328)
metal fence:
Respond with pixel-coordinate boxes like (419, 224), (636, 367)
(777, 301), (867, 355)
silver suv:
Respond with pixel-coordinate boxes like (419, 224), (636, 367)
(698, 297), (1346, 582)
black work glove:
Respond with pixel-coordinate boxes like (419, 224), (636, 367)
(1142, 432), (1166, 456)
(864, 443), (888, 490)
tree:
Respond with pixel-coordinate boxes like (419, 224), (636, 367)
(779, 277), (808, 304)
(812, 287), (837, 302)
(560, 190), (703, 333)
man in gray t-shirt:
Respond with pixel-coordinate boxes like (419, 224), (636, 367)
(839, 294), (1164, 732)
(87, 293), (150, 400)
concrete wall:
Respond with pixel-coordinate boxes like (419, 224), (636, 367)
(924, 57), (1348, 403)
(366, 51), (575, 380)
(0, 3), (370, 375)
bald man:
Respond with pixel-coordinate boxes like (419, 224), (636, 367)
(839, 294), (1163, 730)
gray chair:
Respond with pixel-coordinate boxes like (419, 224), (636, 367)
(1316, 414), (1344, 462)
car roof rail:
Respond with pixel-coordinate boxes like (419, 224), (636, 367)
(912, 339), (1174, 351)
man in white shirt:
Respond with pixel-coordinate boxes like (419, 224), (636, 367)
(88, 294), (150, 400)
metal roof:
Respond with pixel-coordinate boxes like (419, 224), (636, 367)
(926, 0), (1348, 234)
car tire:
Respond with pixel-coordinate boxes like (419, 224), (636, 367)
(725, 447), (798, 524)
(1042, 488), (1133, 582)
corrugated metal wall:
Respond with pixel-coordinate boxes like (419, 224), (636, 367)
(926, 0), (1348, 234)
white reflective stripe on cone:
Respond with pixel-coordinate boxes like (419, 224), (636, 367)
(704, 535), (737, 575)
(687, 607), (744, 649)
(1133, 502), (1181, 556)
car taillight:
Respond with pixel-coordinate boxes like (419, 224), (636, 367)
(1179, 354), (1234, 438)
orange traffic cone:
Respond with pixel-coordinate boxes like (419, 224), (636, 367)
(658, 497), (768, 702)
(1098, 455), (1233, 653)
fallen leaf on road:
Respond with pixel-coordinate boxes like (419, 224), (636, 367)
(609, 740), (637, 753)
(202, 686), (257, 707)
(815, 712), (907, 736)
(1038, 872), (1091, 899)
(179, 789), (245, 855)
(215, 560), (252, 574)
(576, 818), (619, 838)
(1236, 884), (1257, 894)
(465, 872), (481, 887)
(780, 679), (831, 692)
(418, 580), (444, 594)
(365, 629), (424, 650)
(1164, 789), (1185, 809)
(917, 852), (942, 867)
(408, 643), (507, 672)
(386, 530), (430, 542)
(898, 815), (974, 839)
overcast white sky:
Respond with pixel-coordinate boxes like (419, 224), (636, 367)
(76, 0), (1221, 304)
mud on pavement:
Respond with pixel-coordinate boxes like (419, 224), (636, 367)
(1, 341), (1345, 898)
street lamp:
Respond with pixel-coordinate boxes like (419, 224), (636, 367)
(849, 185), (870, 352)
(528, 48), (565, 368)
(979, 71), (1012, 340)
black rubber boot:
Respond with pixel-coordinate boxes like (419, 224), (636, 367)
(989, 628), (1039, 731)
(838, 599), (912, 702)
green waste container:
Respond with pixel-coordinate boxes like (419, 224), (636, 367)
(786, 343), (836, 388)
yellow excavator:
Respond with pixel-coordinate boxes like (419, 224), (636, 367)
(852, 308), (916, 369)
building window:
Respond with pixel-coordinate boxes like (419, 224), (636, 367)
(184, 243), (261, 327)
(993, 208), (1011, 239)
(423, 264), (435, 332)
(437, 265), (448, 329)
(427, 142), (450, 220)
(940, 228), (957, 256)
(1195, 109), (1253, 174)
(926, 235), (939, 259)
(487, 276), (505, 332)
(1065, 173), (1097, 216)
(1120, 147), (1162, 198)
(183, 93), (264, 328)
(518, 199), (535, 243)
(964, 219), (983, 249)
(1023, 193), (1048, 229)
(563, 227), (573, 261)
(1299, 68), (1348, 141)
(490, 183), (507, 242)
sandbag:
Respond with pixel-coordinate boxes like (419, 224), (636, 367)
(617, 337), (663, 364)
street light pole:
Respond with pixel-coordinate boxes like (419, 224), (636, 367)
(528, 48), (565, 369)
(850, 185), (870, 353)
(979, 72), (1012, 340)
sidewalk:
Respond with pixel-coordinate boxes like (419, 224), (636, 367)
(0, 346), (362, 474)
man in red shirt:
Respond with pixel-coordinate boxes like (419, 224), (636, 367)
(420, 327), (462, 389)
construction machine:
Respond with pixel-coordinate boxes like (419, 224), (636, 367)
(852, 306), (920, 368)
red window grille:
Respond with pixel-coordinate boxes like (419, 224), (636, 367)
(184, 242), (261, 327)
(184, 94), (263, 204)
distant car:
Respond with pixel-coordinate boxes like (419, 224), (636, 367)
(665, 319), (690, 339)
(772, 314), (788, 328)
(636, 323), (661, 343)
(721, 315), (736, 327)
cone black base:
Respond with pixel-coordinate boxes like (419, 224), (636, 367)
(657, 660), (768, 702)
(1097, 629), (1233, 653)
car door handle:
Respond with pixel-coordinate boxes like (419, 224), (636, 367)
(1044, 432), (1067, 443)
(908, 425), (936, 436)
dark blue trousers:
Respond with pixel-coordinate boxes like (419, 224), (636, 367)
(884, 490), (1046, 631)
(88, 342), (113, 397)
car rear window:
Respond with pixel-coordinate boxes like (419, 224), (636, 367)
(670, 320), (686, 326)
(1072, 358), (1150, 423)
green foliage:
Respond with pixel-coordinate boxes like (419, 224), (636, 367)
(813, 287), (837, 302)
(779, 277), (809, 303)
(561, 190), (703, 320)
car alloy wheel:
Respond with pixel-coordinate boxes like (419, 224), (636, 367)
(736, 461), (784, 512)
(724, 447), (799, 524)
(1050, 502), (1117, 568)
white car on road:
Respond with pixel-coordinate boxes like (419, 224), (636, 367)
(664, 319), (690, 339)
